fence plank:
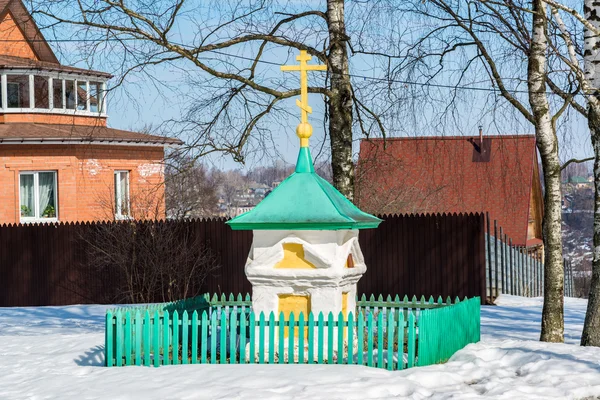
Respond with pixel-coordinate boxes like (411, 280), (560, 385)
(115, 311), (123, 367)
(367, 312), (374, 367)
(192, 311), (199, 364)
(240, 312), (247, 364)
(318, 313), (324, 364)
(210, 312), (217, 364)
(408, 312), (416, 368)
(259, 313), (265, 364)
(181, 310), (190, 364)
(163, 310), (170, 366)
(219, 311), (226, 364)
(327, 313), (334, 364)
(268, 312), (275, 364)
(347, 313), (354, 366)
(298, 313), (305, 364)
(397, 312), (405, 370)
(249, 312), (256, 364)
(173, 310), (180, 365)
(357, 312), (364, 366)
(289, 313), (296, 364)
(337, 312), (344, 365)
(230, 311), (237, 364)
(278, 312), (285, 365)
(308, 313), (315, 364)
(386, 312), (394, 370)
(125, 312), (132, 366)
(153, 311), (160, 368)
(377, 311), (384, 368)
(134, 311), (142, 366)
(105, 311), (113, 367)
(143, 311), (150, 366)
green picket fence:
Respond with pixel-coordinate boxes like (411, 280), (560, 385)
(105, 295), (480, 370)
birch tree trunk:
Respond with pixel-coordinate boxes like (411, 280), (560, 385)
(327, 0), (355, 200)
(529, 0), (564, 342)
(582, 0), (600, 346)
(583, 105), (600, 346)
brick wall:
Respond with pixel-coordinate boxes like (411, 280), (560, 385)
(0, 113), (108, 126)
(0, 11), (38, 60)
(0, 144), (166, 223)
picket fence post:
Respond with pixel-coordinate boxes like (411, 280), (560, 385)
(105, 311), (113, 367)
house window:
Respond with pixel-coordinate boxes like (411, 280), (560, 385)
(77, 81), (88, 111)
(65, 79), (76, 110)
(34, 76), (49, 109)
(52, 79), (63, 109)
(114, 171), (130, 218)
(19, 171), (58, 221)
(89, 81), (102, 113)
(7, 75), (29, 108)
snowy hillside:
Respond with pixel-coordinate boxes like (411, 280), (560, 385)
(0, 296), (598, 399)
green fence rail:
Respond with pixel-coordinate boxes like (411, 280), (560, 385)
(106, 295), (212, 316)
(105, 295), (480, 370)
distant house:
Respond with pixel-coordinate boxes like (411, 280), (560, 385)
(0, 0), (182, 224)
(566, 176), (592, 189)
(356, 135), (544, 249)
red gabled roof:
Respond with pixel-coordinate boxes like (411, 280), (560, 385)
(356, 135), (541, 245)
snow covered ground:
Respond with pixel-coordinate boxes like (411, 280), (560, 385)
(0, 296), (599, 399)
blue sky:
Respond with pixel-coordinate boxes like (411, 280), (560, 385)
(36, 1), (594, 172)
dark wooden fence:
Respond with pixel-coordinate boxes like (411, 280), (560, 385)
(0, 213), (486, 307)
(358, 213), (485, 299)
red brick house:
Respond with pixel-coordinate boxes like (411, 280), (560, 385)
(356, 135), (544, 249)
(0, 0), (182, 224)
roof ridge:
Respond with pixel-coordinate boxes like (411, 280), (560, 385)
(360, 134), (536, 141)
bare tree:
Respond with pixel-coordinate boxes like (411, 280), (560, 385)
(165, 153), (219, 218)
(529, 0), (565, 342)
(212, 169), (249, 215)
(84, 219), (219, 303)
(30, 0), (396, 200)
(538, 0), (600, 346)
(245, 161), (293, 186)
(392, 0), (574, 342)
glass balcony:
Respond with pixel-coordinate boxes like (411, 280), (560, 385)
(0, 71), (108, 116)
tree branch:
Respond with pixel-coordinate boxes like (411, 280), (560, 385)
(561, 157), (595, 170)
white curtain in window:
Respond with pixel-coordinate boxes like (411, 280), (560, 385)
(20, 175), (34, 217)
(120, 173), (129, 214)
(38, 172), (55, 217)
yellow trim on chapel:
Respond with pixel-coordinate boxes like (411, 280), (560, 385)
(342, 292), (348, 319)
(278, 294), (310, 338)
(274, 243), (317, 269)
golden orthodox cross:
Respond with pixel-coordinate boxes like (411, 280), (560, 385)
(281, 50), (327, 147)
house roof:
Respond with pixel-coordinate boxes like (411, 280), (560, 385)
(0, 1), (111, 77)
(356, 135), (541, 245)
(0, 123), (183, 146)
(568, 176), (590, 184)
(0, 54), (112, 78)
(227, 147), (382, 230)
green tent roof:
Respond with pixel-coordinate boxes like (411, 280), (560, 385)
(227, 147), (382, 230)
(569, 176), (590, 184)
